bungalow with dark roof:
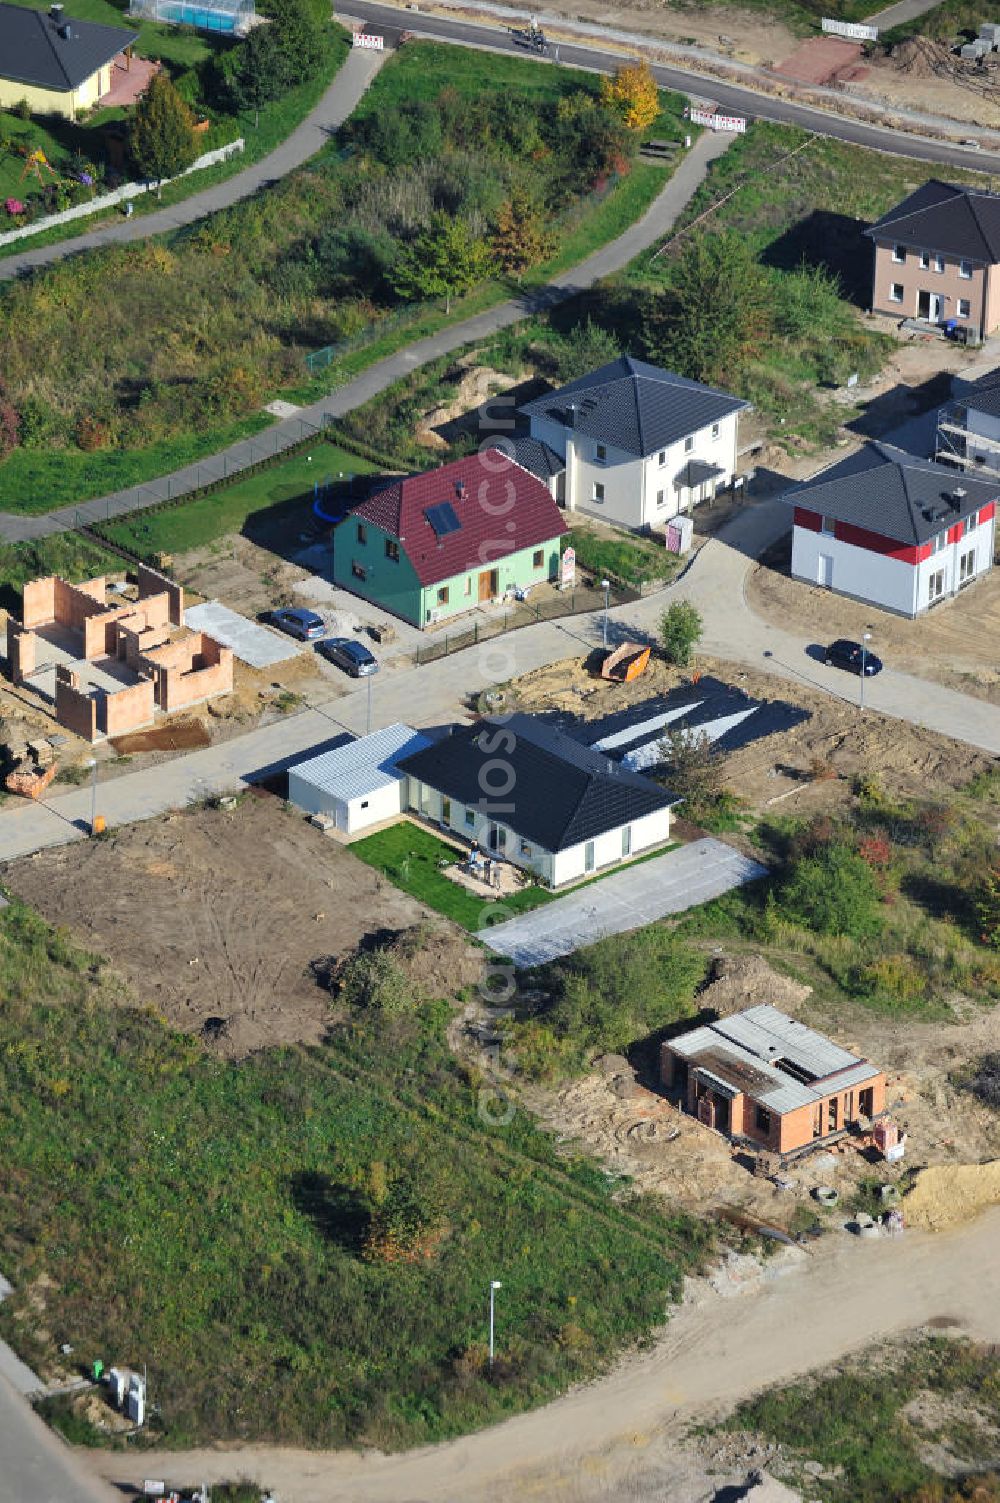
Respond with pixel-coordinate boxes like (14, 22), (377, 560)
(515, 355), (749, 531)
(866, 180), (1000, 339)
(0, 2), (138, 118)
(785, 440), (999, 616)
(332, 449), (566, 628)
(397, 713), (679, 887)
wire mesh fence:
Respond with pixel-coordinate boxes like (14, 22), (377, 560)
(413, 584), (638, 664)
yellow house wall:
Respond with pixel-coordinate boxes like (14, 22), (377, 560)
(0, 70), (103, 119)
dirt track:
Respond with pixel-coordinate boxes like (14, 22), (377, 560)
(85, 1206), (1000, 1503)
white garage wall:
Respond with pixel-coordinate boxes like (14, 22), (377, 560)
(791, 527), (919, 615)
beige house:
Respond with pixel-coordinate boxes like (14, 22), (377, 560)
(0, 2), (138, 119)
(866, 180), (1000, 341)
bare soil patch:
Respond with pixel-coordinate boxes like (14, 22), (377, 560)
(2, 798), (481, 1056)
(110, 718), (211, 754)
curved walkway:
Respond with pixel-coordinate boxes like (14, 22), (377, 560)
(0, 45), (385, 286)
(0, 129), (734, 544)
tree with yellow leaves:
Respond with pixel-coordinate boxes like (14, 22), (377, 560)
(600, 60), (660, 133)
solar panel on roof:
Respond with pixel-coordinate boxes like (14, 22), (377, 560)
(425, 502), (462, 537)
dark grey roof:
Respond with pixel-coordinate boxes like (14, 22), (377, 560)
(785, 441), (1000, 545)
(396, 713), (679, 853)
(865, 179), (1000, 263)
(508, 435), (565, 481)
(518, 356), (749, 459)
(952, 364), (1000, 419)
(0, 2), (137, 91)
(676, 458), (724, 489)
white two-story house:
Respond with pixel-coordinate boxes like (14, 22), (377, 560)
(514, 356), (750, 532)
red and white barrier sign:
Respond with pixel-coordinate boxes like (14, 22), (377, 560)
(352, 31), (384, 48)
(687, 106), (747, 133)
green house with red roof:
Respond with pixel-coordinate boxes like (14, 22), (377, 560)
(332, 449), (567, 628)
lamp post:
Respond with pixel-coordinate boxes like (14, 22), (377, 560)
(860, 627), (873, 712)
(488, 1279), (502, 1373)
(86, 756), (98, 836)
(601, 578), (610, 649)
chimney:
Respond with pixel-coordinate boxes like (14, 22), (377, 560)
(455, 479), (466, 499)
(49, 3), (63, 17)
(564, 403), (577, 513)
(952, 486), (967, 511)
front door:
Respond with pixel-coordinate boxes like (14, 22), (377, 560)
(478, 568), (499, 602)
(918, 289), (943, 323)
(818, 553), (833, 587)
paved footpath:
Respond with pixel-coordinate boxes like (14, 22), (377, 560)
(0, 130), (733, 544)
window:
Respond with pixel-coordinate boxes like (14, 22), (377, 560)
(532, 548), (544, 568)
(828, 1096), (839, 1131)
(960, 259), (973, 279)
(919, 250), (931, 269)
(595, 443), (607, 464)
(684, 435), (694, 454)
(958, 298), (971, 319)
(821, 515), (836, 536)
(356, 522), (367, 545)
(657, 449), (666, 467)
(889, 282), (904, 303)
(351, 561), (366, 582)
(385, 538), (399, 562)
(442, 798), (451, 824)
(892, 243), (906, 263)
(711, 422), (720, 440)
(465, 808), (475, 828)
(928, 568), (945, 603)
(755, 1104), (772, 1135)
(932, 530), (947, 554)
(960, 548), (977, 585)
(584, 841), (595, 873)
(593, 482), (605, 503)
(933, 254), (945, 273)
(437, 585), (450, 605)
(464, 577), (473, 596)
(488, 824), (506, 852)
(621, 825), (632, 857)
(520, 839), (532, 856)
(360, 799), (369, 809)
(656, 489), (665, 507)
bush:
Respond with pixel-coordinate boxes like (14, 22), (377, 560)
(659, 601), (702, 668)
(853, 953), (927, 1010)
(960, 1052), (1000, 1109)
(338, 949), (410, 1015)
(777, 843), (884, 941)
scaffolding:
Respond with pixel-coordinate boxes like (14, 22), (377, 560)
(935, 373), (1000, 484)
(129, 0), (254, 36)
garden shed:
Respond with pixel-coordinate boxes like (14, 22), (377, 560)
(287, 723), (432, 835)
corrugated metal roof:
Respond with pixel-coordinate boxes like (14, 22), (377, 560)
(290, 723), (431, 803)
(669, 1006), (880, 1114)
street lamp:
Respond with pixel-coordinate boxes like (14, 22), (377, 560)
(488, 1279), (502, 1373)
(601, 578), (610, 649)
(85, 756), (98, 836)
(860, 627), (873, 711)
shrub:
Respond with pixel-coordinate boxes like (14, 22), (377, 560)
(659, 601), (702, 668)
(339, 949), (410, 1015)
(857, 833), (892, 869)
(960, 1052), (1000, 1109)
(129, 72), (199, 186)
(853, 953), (927, 1009)
(14, 98), (31, 121)
(975, 865), (1000, 950)
(0, 378), (18, 460)
(549, 317), (622, 381)
(777, 843), (884, 940)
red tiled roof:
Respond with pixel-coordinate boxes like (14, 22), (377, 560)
(347, 449), (565, 587)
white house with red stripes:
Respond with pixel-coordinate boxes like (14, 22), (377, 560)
(785, 441), (998, 618)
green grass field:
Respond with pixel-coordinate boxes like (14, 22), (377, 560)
(0, 897), (710, 1448)
(99, 441), (376, 557)
(568, 525), (681, 589)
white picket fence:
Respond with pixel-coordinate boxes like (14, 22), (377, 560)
(0, 138), (245, 251)
(821, 17), (878, 41)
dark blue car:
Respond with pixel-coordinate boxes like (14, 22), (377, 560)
(824, 638), (883, 677)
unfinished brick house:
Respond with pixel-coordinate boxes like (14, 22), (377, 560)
(6, 565), (233, 743)
(660, 1005), (886, 1156)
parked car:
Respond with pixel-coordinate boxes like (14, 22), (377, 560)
(271, 607), (325, 641)
(318, 637), (379, 677)
(824, 638), (883, 676)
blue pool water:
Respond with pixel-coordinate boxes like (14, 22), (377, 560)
(161, 3), (237, 31)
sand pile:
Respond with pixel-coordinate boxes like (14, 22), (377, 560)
(700, 953), (812, 1018)
(904, 1160), (1000, 1230)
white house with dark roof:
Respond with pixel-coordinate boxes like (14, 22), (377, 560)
(786, 440), (999, 617)
(515, 356), (750, 531)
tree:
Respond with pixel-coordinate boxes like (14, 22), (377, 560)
(778, 843), (884, 940)
(268, 0), (325, 80)
(644, 232), (773, 384)
(491, 188), (554, 278)
(659, 601), (702, 668)
(550, 317), (622, 381)
(390, 212), (492, 313)
(129, 73), (198, 193)
(600, 60), (660, 133)
(227, 25), (286, 125)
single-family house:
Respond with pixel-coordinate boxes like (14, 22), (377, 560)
(515, 355), (750, 530)
(936, 364), (1000, 483)
(661, 1005), (886, 1155)
(396, 713), (679, 888)
(865, 180), (1000, 339)
(332, 450), (565, 628)
(287, 722), (431, 835)
(0, 2), (138, 118)
(785, 440), (998, 616)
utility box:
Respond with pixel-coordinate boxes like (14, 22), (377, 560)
(666, 515), (694, 554)
(126, 1374), (145, 1426)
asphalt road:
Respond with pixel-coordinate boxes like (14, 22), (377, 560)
(0, 1373), (115, 1503)
(346, 0), (1000, 172)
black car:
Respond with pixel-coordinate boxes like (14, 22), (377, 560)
(824, 638), (883, 676)
(317, 637), (379, 677)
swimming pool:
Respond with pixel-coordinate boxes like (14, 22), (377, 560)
(160, 3), (237, 31)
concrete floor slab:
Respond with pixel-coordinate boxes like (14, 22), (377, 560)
(481, 838), (767, 965)
(184, 601), (300, 667)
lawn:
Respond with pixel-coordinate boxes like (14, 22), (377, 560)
(0, 897), (711, 1448)
(99, 440), (377, 558)
(350, 823), (556, 932)
(568, 525), (681, 589)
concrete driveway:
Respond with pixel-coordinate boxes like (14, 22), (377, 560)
(480, 838), (767, 966)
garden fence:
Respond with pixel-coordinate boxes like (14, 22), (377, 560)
(413, 583), (639, 664)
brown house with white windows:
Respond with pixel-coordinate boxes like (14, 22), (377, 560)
(866, 181), (1000, 340)
(661, 1005), (886, 1156)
